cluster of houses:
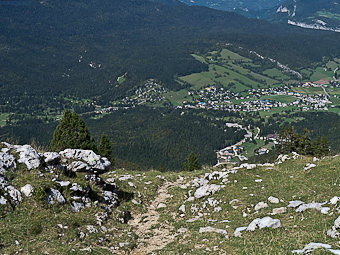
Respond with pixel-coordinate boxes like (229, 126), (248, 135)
(181, 82), (333, 112)
(120, 80), (167, 106)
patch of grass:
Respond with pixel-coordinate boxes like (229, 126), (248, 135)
(0, 113), (9, 127)
(310, 67), (333, 82)
(263, 68), (291, 80)
(292, 87), (326, 95)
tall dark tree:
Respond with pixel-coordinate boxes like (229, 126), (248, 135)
(184, 152), (201, 171)
(98, 133), (114, 164)
(297, 128), (312, 155)
(312, 135), (329, 157)
(50, 110), (97, 152)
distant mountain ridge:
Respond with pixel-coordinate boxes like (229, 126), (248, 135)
(179, 0), (283, 12)
(270, 0), (340, 32)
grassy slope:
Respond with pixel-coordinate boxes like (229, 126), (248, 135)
(2, 154), (340, 254)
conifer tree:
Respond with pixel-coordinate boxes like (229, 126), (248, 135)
(184, 152), (201, 171)
(50, 110), (97, 152)
(98, 133), (114, 164)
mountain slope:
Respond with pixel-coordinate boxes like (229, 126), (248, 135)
(1, 142), (340, 254)
(272, 0), (340, 32)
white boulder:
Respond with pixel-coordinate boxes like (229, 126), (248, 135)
(46, 188), (65, 205)
(60, 149), (111, 172)
(194, 184), (222, 199)
(247, 216), (281, 231)
(43, 152), (61, 164)
(271, 207), (287, 215)
(20, 184), (33, 197)
(254, 201), (269, 211)
(14, 145), (41, 170)
(292, 242), (332, 254)
(268, 196), (279, 204)
(6, 186), (22, 203)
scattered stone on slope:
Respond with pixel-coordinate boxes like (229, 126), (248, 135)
(235, 217), (281, 237)
(194, 184), (223, 199)
(288, 200), (304, 208)
(295, 201), (330, 214)
(234, 227), (247, 237)
(327, 216), (340, 238)
(0, 151), (16, 172)
(329, 196), (340, 205)
(271, 207), (287, 215)
(178, 204), (186, 214)
(71, 201), (85, 212)
(247, 217), (281, 231)
(291, 242), (340, 254)
(0, 175), (8, 188)
(57, 180), (70, 187)
(157, 203), (166, 209)
(304, 163), (316, 171)
(0, 196), (7, 205)
(46, 188), (65, 205)
(268, 196), (279, 204)
(6, 186), (22, 204)
(199, 226), (228, 239)
(254, 201), (269, 211)
(20, 184), (33, 197)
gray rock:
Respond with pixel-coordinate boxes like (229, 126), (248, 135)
(234, 226), (247, 237)
(70, 183), (84, 192)
(292, 242), (332, 254)
(304, 163), (316, 171)
(43, 152), (61, 165)
(102, 190), (118, 205)
(288, 200), (304, 208)
(69, 161), (90, 172)
(204, 171), (229, 181)
(70, 201), (84, 212)
(0, 196), (7, 205)
(0, 175), (8, 188)
(59, 149), (111, 172)
(334, 216), (340, 229)
(268, 196), (279, 204)
(179, 204), (186, 213)
(86, 225), (98, 234)
(0, 151), (16, 170)
(194, 184), (222, 199)
(330, 196), (340, 205)
(295, 202), (329, 214)
(271, 207), (287, 215)
(6, 186), (22, 203)
(46, 188), (65, 205)
(327, 229), (340, 238)
(20, 184), (33, 197)
(254, 201), (269, 211)
(199, 226), (229, 239)
(118, 175), (134, 181)
(247, 216), (281, 231)
(14, 145), (41, 170)
(57, 181), (70, 187)
(157, 203), (166, 209)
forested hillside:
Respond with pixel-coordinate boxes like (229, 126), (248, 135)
(0, 0), (340, 170)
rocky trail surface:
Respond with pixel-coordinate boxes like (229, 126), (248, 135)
(129, 178), (184, 254)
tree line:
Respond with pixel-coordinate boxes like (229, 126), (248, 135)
(277, 125), (329, 157)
